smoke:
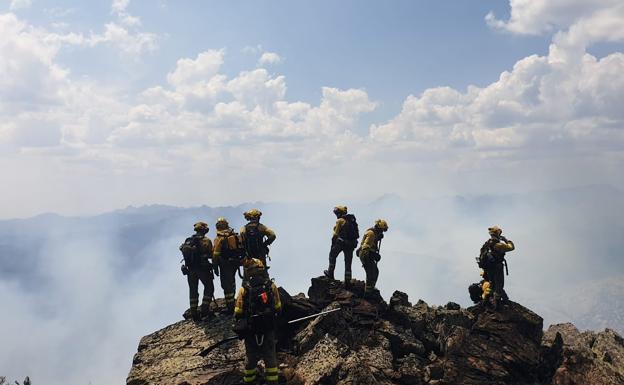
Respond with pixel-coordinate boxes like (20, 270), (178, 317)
(0, 185), (623, 383)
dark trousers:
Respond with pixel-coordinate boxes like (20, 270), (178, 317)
(187, 267), (214, 310)
(328, 241), (355, 281)
(359, 251), (379, 292)
(219, 259), (238, 309)
(488, 262), (507, 301)
(243, 329), (278, 384)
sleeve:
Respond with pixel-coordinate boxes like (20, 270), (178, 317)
(271, 283), (282, 312)
(213, 236), (223, 265)
(234, 287), (246, 316)
(239, 226), (246, 242)
(493, 240), (515, 252)
(360, 230), (375, 251)
(260, 224), (277, 245)
(333, 218), (345, 238)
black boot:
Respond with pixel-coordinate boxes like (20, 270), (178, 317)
(199, 304), (213, 319)
(323, 270), (335, 280)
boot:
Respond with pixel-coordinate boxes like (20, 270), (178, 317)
(323, 269), (335, 280)
(199, 304), (213, 319)
(190, 308), (201, 321)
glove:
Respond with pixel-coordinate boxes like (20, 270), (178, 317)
(374, 252), (381, 262)
(181, 265), (189, 276)
(213, 265), (220, 277)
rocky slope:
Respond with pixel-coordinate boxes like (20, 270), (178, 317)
(127, 277), (624, 385)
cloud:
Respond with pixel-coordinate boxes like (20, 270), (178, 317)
(1, 2), (623, 216)
(486, 0), (622, 36)
(258, 52), (282, 66)
(167, 50), (225, 89)
(370, 40), (624, 154)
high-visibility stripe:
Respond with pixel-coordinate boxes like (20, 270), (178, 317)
(243, 375), (256, 383)
(234, 307), (243, 315)
(225, 293), (235, 298)
(244, 368), (257, 375)
(265, 374), (278, 381)
(265, 367), (278, 373)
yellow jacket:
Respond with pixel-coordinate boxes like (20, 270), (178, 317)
(234, 281), (282, 316)
(332, 217), (346, 238)
(213, 229), (236, 265)
(492, 238), (515, 252)
(360, 228), (382, 253)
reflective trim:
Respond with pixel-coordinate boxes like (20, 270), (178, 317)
(244, 368), (257, 375)
(265, 367), (278, 373)
(266, 374), (279, 381)
(234, 307), (243, 314)
(243, 375), (256, 383)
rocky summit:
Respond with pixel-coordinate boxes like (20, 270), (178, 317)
(127, 277), (624, 385)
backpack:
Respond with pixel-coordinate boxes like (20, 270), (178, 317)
(478, 239), (497, 268)
(339, 214), (359, 242)
(244, 275), (276, 333)
(244, 223), (266, 257)
(180, 235), (202, 267)
(468, 282), (483, 303)
(221, 231), (245, 262)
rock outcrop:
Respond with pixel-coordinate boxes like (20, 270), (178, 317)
(127, 277), (624, 385)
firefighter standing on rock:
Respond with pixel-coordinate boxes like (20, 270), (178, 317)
(240, 209), (276, 267)
(233, 258), (282, 384)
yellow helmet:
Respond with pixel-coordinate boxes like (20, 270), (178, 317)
(488, 226), (502, 236)
(374, 219), (389, 231)
(216, 217), (229, 230)
(244, 208), (262, 221)
(193, 221), (209, 233)
(333, 205), (348, 215)
(242, 258), (266, 277)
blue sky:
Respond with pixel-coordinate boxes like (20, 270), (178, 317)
(1, 0), (623, 217)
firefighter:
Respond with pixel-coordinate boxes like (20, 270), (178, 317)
(357, 219), (388, 296)
(233, 258), (282, 384)
(324, 205), (359, 286)
(179, 222), (215, 321)
(240, 209), (276, 266)
(213, 217), (244, 313)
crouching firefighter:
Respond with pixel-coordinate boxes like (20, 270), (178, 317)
(233, 258), (282, 384)
(240, 208), (276, 267)
(357, 219), (388, 296)
(324, 205), (359, 287)
(213, 217), (245, 313)
(477, 225), (515, 309)
(179, 222), (215, 321)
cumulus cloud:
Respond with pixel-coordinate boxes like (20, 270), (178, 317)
(258, 51), (282, 66)
(486, 0), (622, 36)
(371, 20), (624, 156)
(1, 1), (623, 215)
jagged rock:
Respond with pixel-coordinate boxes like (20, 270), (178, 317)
(543, 323), (624, 385)
(127, 283), (624, 385)
(126, 314), (245, 385)
(438, 302), (543, 384)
